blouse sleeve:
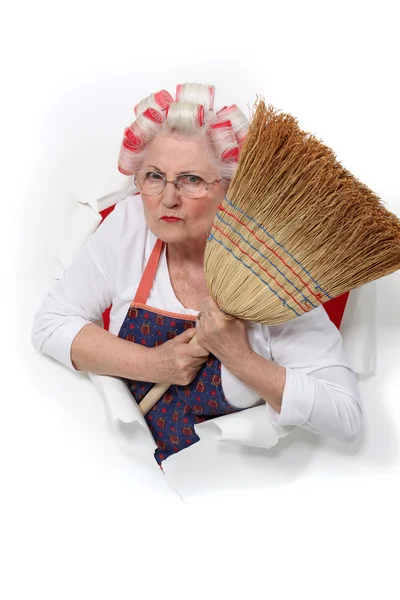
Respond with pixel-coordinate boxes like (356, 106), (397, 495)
(31, 201), (124, 371)
(266, 306), (362, 442)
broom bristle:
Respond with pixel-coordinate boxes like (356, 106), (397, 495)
(205, 100), (400, 324)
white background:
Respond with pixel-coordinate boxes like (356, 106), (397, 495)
(2, 1), (400, 598)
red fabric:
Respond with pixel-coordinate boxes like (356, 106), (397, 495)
(98, 204), (349, 331)
(323, 291), (349, 329)
(99, 205), (116, 330)
(99, 204), (116, 221)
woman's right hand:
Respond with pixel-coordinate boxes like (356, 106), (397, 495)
(148, 328), (209, 386)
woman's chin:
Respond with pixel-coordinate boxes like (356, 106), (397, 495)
(149, 222), (205, 246)
(149, 222), (187, 244)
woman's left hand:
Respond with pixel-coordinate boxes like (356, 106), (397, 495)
(195, 296), (254, 369)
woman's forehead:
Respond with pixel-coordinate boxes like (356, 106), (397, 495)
(143, 134), (215, 173)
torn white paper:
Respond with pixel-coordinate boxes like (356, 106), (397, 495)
(50, 201), (102, 278)
(89, 373), (158, 461)
(88, 372), (291, 453)
(50, 173), (136, 278)
(196, 405), (295, 449)
(88, 372), (294, 493)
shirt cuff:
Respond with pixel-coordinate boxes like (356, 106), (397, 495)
(267, 367), (316, 427)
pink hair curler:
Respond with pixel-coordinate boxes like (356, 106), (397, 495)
(221, 147), (239, 161)
(196, 105), (205, 126)
(143, 108), (164, 124)
(154, 90), (174, 110)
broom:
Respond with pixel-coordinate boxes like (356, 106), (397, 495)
(138, 100), (400, 415)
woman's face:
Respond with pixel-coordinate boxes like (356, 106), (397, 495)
(138, 133), (225, 247)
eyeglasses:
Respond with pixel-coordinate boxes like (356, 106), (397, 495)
(134, 170), (221, 199)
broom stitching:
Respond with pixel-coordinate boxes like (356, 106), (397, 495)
(216, 211), (318, 307)
(224, 197), (332, 299)
(208, 233), (301, 317)
(211, 224), (309, 313)
(218, 205), (324, 303)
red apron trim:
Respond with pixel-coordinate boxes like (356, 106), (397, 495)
(134, 238), (164, 305)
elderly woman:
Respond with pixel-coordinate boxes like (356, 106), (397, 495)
(31, 82), (362, 465)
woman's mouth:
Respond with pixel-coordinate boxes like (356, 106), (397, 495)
(160, 217), (182, 222)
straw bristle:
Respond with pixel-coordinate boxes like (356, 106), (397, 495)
(205, 100), (400, 324)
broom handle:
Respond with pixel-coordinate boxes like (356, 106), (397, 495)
(138, 382), (171, 415)
(138, 335), (198, 416)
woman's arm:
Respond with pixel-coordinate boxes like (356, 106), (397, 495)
(264, 306), (362, 441)
(70, 322), (155, 379)
(196, 297), (362, 443)
(221, 352), (361, 442)
(221, 351), (286, 412)
(70, 322), (209, 385)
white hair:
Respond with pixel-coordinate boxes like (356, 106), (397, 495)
(118, 83), (249, 182)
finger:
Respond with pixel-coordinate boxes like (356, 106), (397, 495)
(191, 356), (208, 368)
(177, 328), (197, 343)
(188, 347), (209, 360)
(187, 340), (209, 357)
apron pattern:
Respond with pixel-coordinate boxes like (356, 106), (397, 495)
(117, 240), (242, 465)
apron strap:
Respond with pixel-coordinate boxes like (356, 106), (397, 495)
(134, 238), (165, 304)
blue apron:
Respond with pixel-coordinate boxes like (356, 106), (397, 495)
(118, 238), (241, 465)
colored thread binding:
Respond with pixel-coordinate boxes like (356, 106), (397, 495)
(215, 212), (317, 308)
(223, 198), (332, 299)
(208, 233), (301, 317)
(212, 224), (309, 313)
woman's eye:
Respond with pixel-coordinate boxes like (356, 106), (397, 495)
(146, 172), (163, 180)
(182, 174), (202, 184)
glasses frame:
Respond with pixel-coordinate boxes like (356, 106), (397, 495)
(134, 170), (222, 198)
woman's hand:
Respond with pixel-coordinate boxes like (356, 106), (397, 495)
(195, 296), (254, 371)
(149, 328), (209, 386)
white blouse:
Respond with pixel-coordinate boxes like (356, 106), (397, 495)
(31, 195), (362, 442)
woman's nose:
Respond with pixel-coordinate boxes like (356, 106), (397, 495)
(161, 182), (181, 207)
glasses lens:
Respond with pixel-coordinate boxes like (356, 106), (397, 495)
(178, 174), (207, 198)
(136, 171), (165, 195)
